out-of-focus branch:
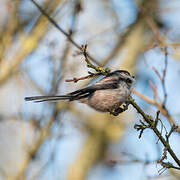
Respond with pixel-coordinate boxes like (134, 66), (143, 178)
(16, 1), (81, 178)
(101, 9), (146, 69)
(67, 128), (106, 180)
(15, 109), (60, 180)
(0, 0), (20, 63)
(162, 47), (168, 107)
(12, 0), (179, 179)
(133, 89), (156, 105)
(67, 112), (125, 180)
(0, 0), (63, 85)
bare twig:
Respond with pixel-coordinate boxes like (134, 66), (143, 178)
(152, 66), (163, 81)
(152, 47), (168, 108)
(134, 120), (150, 139)
(154, 111), (160, 128)
(66, 71), (101, 83)
(133, 89), (179, 131)
(81, 45), (110, 75)
(162, 47), (168, 107)
(149, 80), (158, 100)
(30, 0), (100, 66)
(129, 96), (180, 168)
(133, 89), (156, 105)
(165, 125), (178, 143)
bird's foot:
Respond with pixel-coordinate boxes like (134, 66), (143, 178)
(110, 107), (124, 116)
(110, 101), (130, 116)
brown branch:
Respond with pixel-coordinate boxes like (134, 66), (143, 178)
(30, 0), (100, 66)
(145, 15), (166, 46)
(81, 44), (110, 75)
(152, 47), (168, 108)
(0, 0), (59, 85)
(17, 3), (81, 177)
(133, 89), (156, 105)
(162, 47), (168, 107)
(129, 96), (180, 168)
(65, 72), (101, 83)
(152, 66), (163, 81)
(149, 80), (158, 100)
(133, 90), (180, 132)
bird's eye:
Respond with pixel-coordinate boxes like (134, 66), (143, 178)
(126, 79), (132, 83)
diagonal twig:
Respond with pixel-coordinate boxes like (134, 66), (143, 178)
(129, 96), (180, 168)
(30, 0), (100, 66)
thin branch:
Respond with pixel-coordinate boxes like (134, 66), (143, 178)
(129, 96), (180, 168)
(151, 48), (168, 107)
(149, 80), (158, 100)
(133, 90), (180, 132)
(30, 0), (100, 66)
(81, 44), (110, 75)
(133, 89), (156, 105)
(152, 66), (162, 81)
(162, 47), (168, 107)
(65, 72), (101, 83)
(165, 125), (178, 142)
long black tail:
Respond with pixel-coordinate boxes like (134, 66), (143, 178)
(25, 86), (96, 103)
(24, 95), (72, 103)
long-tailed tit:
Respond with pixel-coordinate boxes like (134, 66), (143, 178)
(25, 70), (135, 115)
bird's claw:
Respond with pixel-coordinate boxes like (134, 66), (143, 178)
(110, 107), (124, 116)
(110, 101), (130, 116)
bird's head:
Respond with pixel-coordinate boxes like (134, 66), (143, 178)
(107, 70), (135, 86)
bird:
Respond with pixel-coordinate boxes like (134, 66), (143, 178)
(25, 70), (135, 115)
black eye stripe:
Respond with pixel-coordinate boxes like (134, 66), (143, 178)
(118, 77), (132, 83)
(118, 77), (126, 82)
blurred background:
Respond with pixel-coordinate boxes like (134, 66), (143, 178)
(0, 0), (180, 179)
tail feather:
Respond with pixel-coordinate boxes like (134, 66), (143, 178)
(24, 95), (71, 102)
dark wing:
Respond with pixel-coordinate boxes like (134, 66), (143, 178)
(67, 77), (119, 98)
(25, 77), (119, 103)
